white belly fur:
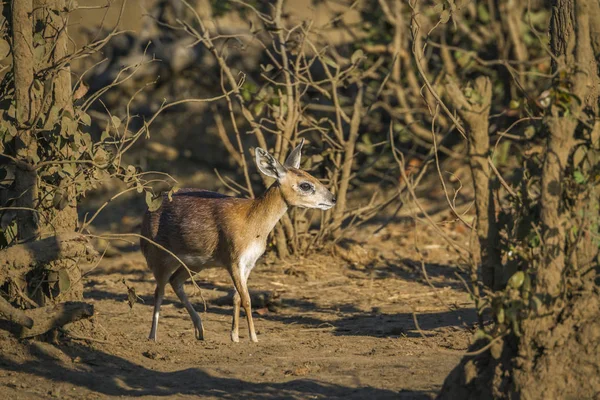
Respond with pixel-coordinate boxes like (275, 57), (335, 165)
(239, 241), (265, 283)
(179, 254), (215, 270)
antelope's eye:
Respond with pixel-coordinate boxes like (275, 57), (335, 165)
(299, 182), (313, 192)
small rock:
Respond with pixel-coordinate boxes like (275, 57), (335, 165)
(142, 350), (159, 360)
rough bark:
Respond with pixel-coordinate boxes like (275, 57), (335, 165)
(34, 0), (78, 237)
(11, 0), (40, 241)
(0, 233), (97, 278)
(539, 0), (599, 297)
(0, 233), (96, 310)
(515, 2), (600, 396)
(440, 290), (600, 399)
(445, 76), (501, 290)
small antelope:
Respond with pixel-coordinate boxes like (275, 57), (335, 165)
(141, 140), (336, 342)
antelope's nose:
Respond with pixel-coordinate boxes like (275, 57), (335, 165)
(331, 196), (337, 204)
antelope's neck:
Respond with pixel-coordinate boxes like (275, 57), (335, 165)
(247, 183), (288, 236)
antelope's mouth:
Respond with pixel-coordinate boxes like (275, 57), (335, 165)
(318, 203), (334, 210)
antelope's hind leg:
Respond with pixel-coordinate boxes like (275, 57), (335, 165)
(231, 290), (241, 342)
(147, 257), (176, 342)
(149, 283), (165, 341)
(169, 266), (206, 340)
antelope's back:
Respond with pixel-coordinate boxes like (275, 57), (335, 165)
(140, 189), (236, 260)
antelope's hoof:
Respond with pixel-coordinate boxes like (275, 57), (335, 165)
(195, 327), (205, 341)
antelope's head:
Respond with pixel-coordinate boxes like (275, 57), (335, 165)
(255, 139), (336, 210)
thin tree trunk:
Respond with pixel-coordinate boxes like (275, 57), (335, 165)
(11, 0), (39, 241)
(445, 76), (500, 289)
(331, 84), (363, 231)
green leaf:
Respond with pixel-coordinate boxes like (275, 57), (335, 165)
(111, 115), (121, 129)
(124, 165), (136, 183)
(440, 10), (451, 23)
(7, 104), (16, 119)
(322, 56), (339, 69)
(61, 115), (79, 137)
(473, 329), (490, 341)
(573, 170), (586, 184)
(261, 64), (274, 72)
(7, 124), (17, 138)
(34, 45), (46, 62)
(80, 133), (92, 152)
(145, 191), (163, 212)
(80, 112), (91, 126)
(52, 189), (69, 210)
(477, 3), (490, 23)
(531, 296), (542, 312)
(524, 126), (536, 139)
(65, 163), (76, 177)
(508, 271), (525, 289)
(47, 106), (61, 126)
(241, 87), (252, 102)
(496, 306), (505, 324)
(253, 102), (265, 116)
(33, 33), (45, 46)
(522, 273), (531, 292)
(351, 49), (364, 64)
(93, 147), (108, 164)
(512, 317), (521, 337)
(100, 126), (111, 142)
(240, 81), (257, 103)
(58, 268), (71, 293)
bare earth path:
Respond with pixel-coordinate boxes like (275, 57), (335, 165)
(0, 222), (476, 399)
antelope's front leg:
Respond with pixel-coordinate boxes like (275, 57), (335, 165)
(229, 266), (258, 343)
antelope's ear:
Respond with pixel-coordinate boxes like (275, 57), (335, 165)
(284, 138), (304, 169)
(255, 147), (287, 180)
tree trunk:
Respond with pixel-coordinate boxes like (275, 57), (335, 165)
(11, 0), (40, 241)
(438, 0), (600, 398)
(34, 0), (78, 237)
(538, 0), (599, 297)
(515, 2), (600, 398)
(444, 76), (501, 290)
(3, 0), (84, 313)
(331, 84), (363, 232)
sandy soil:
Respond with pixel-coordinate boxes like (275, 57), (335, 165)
(0, 217), (477, 399)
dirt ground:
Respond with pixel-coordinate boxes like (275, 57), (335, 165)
(0, 213), (478, 399)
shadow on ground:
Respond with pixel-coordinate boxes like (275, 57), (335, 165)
(260, 298), (477, 339)
(0, 341), (429, 399)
